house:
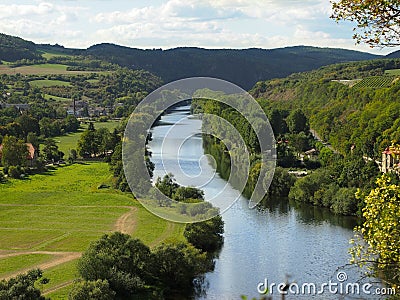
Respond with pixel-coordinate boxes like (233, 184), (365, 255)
(381, 147), (400, 174)
(304, 148), (318, 158)
(0, 143), (38, 167)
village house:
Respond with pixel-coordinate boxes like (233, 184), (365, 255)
(381, 147), (400, 174)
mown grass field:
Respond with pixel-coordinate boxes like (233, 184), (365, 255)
(0, 63), (111, 75)
(0, 162), (185, 298)
(39, 51), (73, 60)
(30, 79), (72, 88)
(385, 69), (400, 75)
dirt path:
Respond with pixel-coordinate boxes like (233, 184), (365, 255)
(42, 280), (74, 296)
(0, 205), (139, 294)
(114, 206), (137, 234)
(0, 251), (81, 280)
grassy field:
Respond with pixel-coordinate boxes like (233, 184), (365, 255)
(0, 63), (110, 75)
(385, 69), (400, 75)
(0, 162), (185, 298)
(30, 79), (72, 88)
(39, 51), (73, 60)
(55, 120), (121, 155)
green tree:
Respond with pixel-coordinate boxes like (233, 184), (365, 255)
(331, 0), (400, 47)
(184, 216), (224, 252)
(77, 130), (97, 158)
(0, 269), (47, 299)
(269, 109), (288, 136)
(16, 113), (40, 137)
(42, 139), (64, 162)
(350, 175), (400, 289)
(152, 242), (210, 291)
(174, 186), (205, 202)
(69, 279), (116, 300)
(0, 135), (28, 167)
(155, 174), (179, 199)
(286, 109), (309, 134)
(77, 232), (151, 297)
(27, 132), (40, 150)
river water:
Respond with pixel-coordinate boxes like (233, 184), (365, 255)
(148, 105), (375, 300)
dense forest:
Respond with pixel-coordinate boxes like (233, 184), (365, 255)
(252, 58), (400, 158)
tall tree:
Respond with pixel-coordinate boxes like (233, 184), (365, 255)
(331, 0), (400, 47)
(0, 135), (28, 167)
(42, 139), (64, 162)
(286, 109), (309, 134)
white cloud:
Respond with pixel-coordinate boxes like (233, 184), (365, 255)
(0, 0), (397, 54)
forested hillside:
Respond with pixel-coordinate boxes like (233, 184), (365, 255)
(0, 33), (388, 89)
(0, 33), (41, 61)
(252, 58), (400, 159)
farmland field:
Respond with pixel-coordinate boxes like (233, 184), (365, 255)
(353, 76), (395, 88)
(0, 63), (111, 75)
(385, 69), (400, 75)
(0, 162), (185, 297)
(30, 79), (72, 88)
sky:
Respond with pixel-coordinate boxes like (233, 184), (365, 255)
(0, 0), (399, 55)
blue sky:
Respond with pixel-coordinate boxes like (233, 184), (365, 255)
(0, 0), (399, 55)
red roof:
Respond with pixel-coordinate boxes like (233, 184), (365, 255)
(383, 147), (392, 155)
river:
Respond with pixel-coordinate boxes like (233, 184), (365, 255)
(148, 105), (375, 300)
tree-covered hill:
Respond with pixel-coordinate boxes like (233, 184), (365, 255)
(251, 58), (400, 158)
(84, 44), (380, 89)
(0, 33), (42, 61)
(0, 33), (391, 89)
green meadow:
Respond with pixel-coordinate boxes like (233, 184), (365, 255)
(0, 162), (185, 298)
(29, 79), (72, 88)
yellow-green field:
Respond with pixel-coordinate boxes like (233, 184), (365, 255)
(0, 162), (185, 298)
(30, 79), (72, 88)
(0, 63), (110, 75)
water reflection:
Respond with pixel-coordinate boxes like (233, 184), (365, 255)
(149, 105), (373, 300)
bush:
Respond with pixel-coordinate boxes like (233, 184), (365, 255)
(69, 279), (116, 300)
(184, 216), (224, 252)
(8, 165), (22, 179)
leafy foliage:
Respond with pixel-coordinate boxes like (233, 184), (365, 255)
(69, 279), (116, 300)
(77, 232), (151, 296)
(76, 232), (216, 298)
(0, 135), (28, 167)
(0, 269), (47, 299)
(331, 0), (400, 47)
(184, 216), (224, 252)
(350, 175), (400, 289)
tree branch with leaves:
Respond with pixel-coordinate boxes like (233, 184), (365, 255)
(331, 0), (400, 47)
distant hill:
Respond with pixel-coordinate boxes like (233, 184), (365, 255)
(85, 44), (381, 89)
(0, 33), (41, 61)
(0, 32), (397, 89)
(386, 50), (400, 58)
